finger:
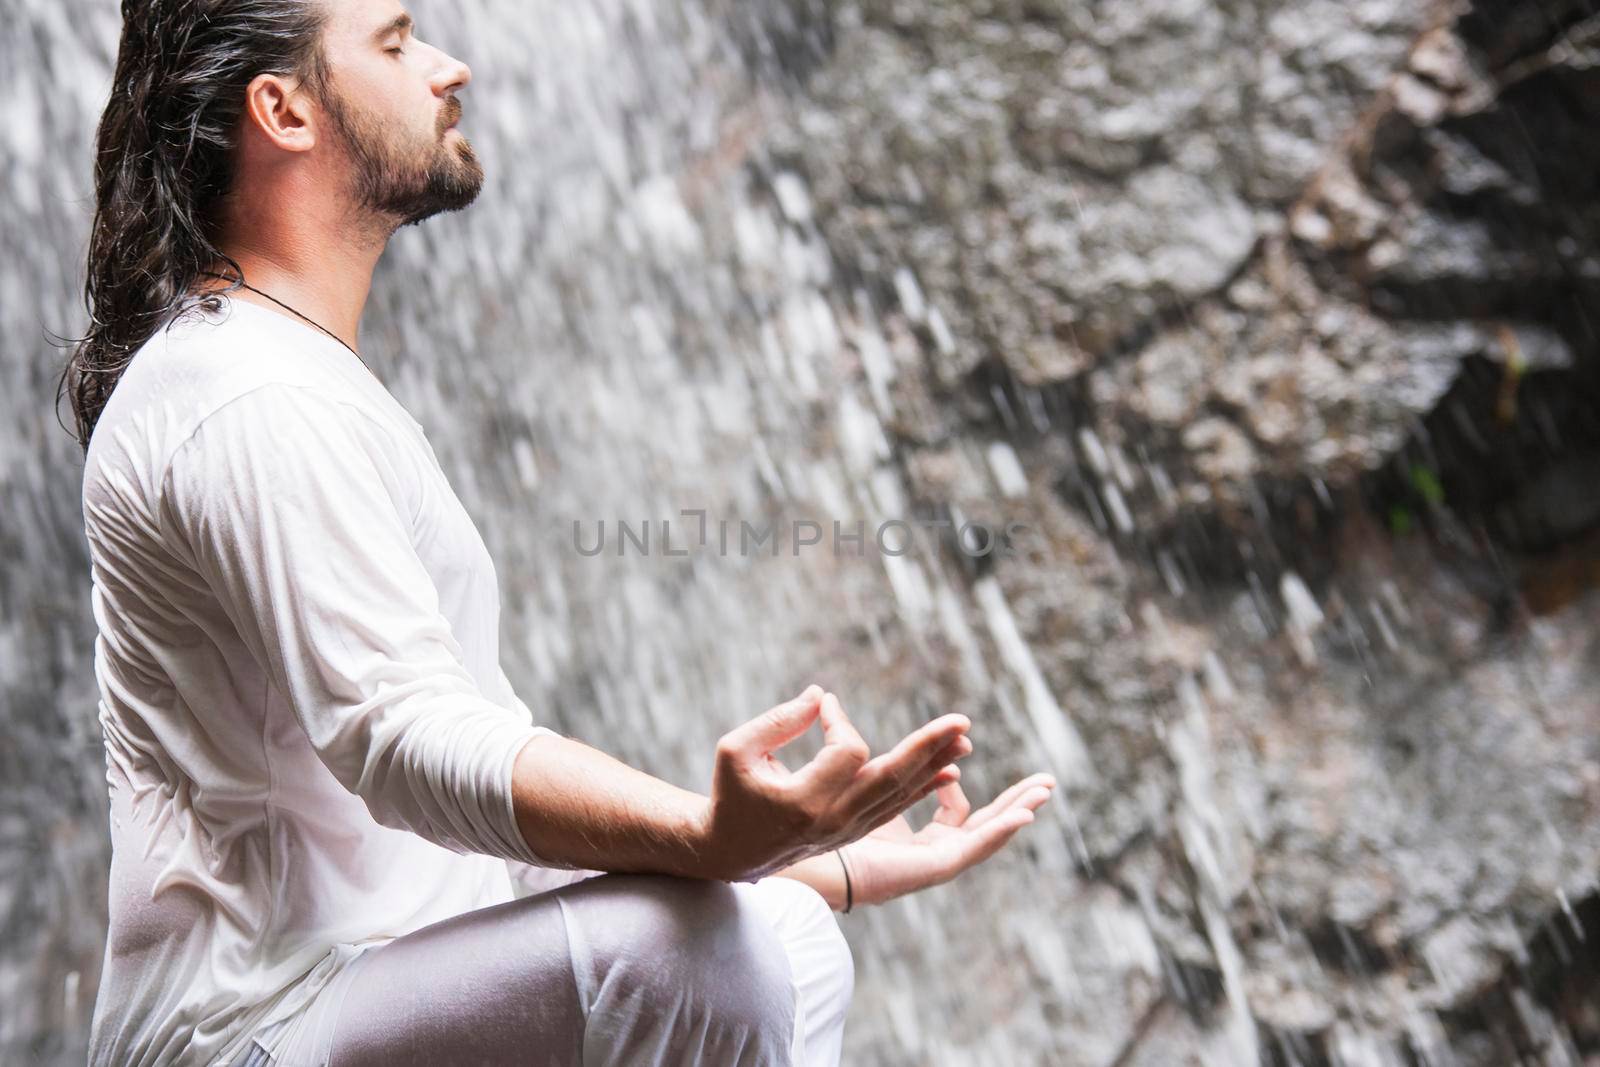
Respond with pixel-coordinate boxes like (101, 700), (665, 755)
(848, 744), (969, 838)
(931, 780), (972, 826)
(847, 715), (971, 806)
(791, 693), (873, 794)
(940, 805), (1037, 877)
(965, 773), (1056, 829)
(818, 690), (870, 752)
(723, 686), (824, 757)
(845, 731), (972, 830)
(892, 731), (974, 799)
(966, 781), (1052, 830)
(919, 736), (972, 787)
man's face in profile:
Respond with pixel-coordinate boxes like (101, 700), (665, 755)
(316, 0), (484, 227)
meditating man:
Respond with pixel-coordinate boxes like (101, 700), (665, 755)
(65, 1), (1056, 1064)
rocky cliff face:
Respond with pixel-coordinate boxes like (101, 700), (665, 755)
(3, 0), (1597, 1063)
(746, 0), (1600, 1061)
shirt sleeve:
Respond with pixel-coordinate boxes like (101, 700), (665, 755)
(494, 662), (556, 733)
(162, 381), (561, 867)
(492, 665), (594, 884)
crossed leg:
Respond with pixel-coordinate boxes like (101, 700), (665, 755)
(319, 873), (853, 1067)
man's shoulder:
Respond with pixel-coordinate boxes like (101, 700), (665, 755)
(86, 298), (370, 493)
(153, 296), (351, 406)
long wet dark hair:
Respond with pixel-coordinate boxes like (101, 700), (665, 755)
(57, 0), (331, 454)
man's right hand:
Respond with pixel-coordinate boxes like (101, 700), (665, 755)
(698, 685), (974, 882)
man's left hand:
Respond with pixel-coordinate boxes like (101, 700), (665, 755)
(839, 772), (1056, 907)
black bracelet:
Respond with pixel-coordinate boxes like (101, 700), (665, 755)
(836, 848), (853, 913)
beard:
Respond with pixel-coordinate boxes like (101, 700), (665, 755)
(320, 87), (484, 228)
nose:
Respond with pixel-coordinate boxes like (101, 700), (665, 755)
(426, 43), (471, 96)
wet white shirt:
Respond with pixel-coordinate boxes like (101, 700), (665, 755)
(83, 296), (574, 1067)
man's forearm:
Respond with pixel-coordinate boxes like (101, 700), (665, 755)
(510, 732), (848, 908)
(509, 732), (715, 878)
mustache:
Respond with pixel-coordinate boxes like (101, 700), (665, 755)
(438, 96), (463, 136)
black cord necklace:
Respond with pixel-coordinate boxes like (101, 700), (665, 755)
(198, 271), (365, 367)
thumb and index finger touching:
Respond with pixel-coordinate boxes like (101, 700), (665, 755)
(727, 685), (873, 781)
(732, 685), (983, 798)
(730, 684), (863, 744)
(791, 690), (876, 792)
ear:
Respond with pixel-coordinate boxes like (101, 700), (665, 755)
(240, 72), (319, 153)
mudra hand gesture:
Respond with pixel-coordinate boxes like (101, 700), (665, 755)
(705, 685), (1055, 905)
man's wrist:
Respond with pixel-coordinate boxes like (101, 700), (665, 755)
(769, 851), (852, 911)
(673, 792), (720, 879)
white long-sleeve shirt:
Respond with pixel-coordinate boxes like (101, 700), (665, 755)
(83, 295), (577, 1067)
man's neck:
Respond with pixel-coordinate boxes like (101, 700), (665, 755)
(210, 200), (391, 354)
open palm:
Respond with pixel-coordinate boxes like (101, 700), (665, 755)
(840, 772), (1056, 907)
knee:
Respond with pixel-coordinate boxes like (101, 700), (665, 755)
(657, 879), (799, 1027)
(580, 875), (798, 1033)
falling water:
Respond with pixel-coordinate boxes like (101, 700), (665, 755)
(7, 0), (1600, 1064)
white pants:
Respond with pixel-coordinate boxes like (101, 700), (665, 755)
(235, 873), (854, 1067)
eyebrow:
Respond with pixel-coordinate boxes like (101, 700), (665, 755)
(372, 13), (413, 43)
